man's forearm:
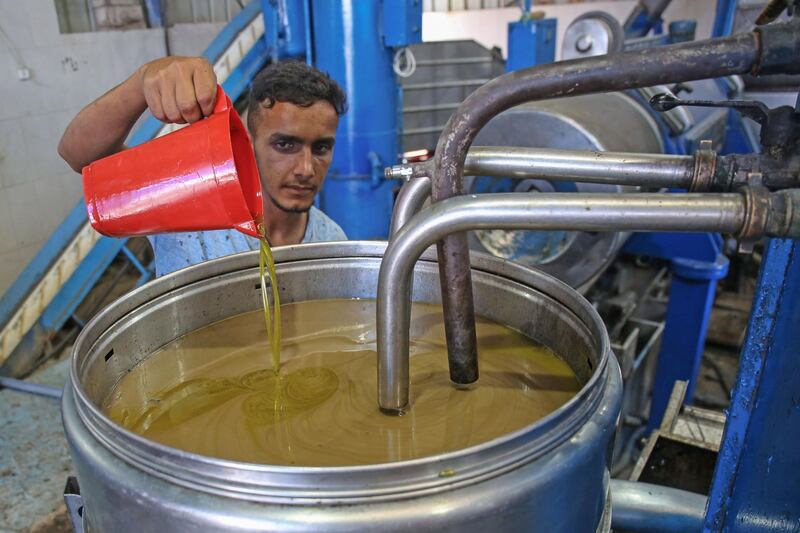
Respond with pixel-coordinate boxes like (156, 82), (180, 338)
(58, 66), (148, 173)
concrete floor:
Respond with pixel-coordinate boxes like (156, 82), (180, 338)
(1, 358), (72, 533)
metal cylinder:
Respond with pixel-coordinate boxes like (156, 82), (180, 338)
(464, 147), (691, 188)
(463, 93), (666, 292)
(388, 146), (695, 240)
(63, 242), (621, 532)
(313, 0), (398, 239)
(388, 147), (691, 187)
(0, 376), (62, 399)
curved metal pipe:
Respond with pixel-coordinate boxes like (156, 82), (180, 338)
(378, 192), (748, 413)
(610, 479), (707, 533)
(377, 189), (800, 412)
(427, 26), (779, 389)
(390, 176), (431, 237)
(0, 376), (62, 400)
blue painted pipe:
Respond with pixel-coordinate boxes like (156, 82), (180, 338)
(611, 480), (706, 533)
(0, 376), (62, 400)
(312, 0), (399, 239)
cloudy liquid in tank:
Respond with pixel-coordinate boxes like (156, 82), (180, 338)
(104, 299), (580, 466)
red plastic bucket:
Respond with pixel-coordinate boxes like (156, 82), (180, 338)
(82, 85), (262, 238)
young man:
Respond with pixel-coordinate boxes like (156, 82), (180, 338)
(59, 57), (347, 277)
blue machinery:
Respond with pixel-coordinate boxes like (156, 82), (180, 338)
(2, 0), (800, 530)
(499, 0), (749, 430)
(312, 0), (421, 239)
(0, 0), (419, 376)
(464, 1), (800, 529)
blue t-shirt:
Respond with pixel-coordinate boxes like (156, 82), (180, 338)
(147, 206), (346, 277)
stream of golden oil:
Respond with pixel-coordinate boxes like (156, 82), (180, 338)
(257, 223), (281, 374)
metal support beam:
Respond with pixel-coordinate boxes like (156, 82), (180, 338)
(712, 0), (739, 38)
(624, 233), (729, 429)
(704, 238), (800, 531)
(143, 0), (164, 28)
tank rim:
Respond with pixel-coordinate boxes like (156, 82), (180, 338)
(66, 241), (615, 502)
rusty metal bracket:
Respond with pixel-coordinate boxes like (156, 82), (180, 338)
(691, 140), (718, 192)
(737, 184), (772, 253)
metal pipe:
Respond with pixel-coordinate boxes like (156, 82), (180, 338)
(610, 479), (706, 533)
(428, 23), (798, 389)
(464, 148), (694, 186)
(390, 176), (431, 236)
(387, 148), (695, 187)
(0, 376), (62, 400)
(387, 147), (695, 236)
(85, 0), (97, 31)
(377, 189), (800, 413)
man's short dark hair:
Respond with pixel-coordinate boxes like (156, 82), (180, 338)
(247, 60), (347, 132)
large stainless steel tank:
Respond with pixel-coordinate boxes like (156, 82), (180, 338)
(62, 242), (622, 532)
(470, 93), (664, 291)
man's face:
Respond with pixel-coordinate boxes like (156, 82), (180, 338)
(250, 100), (339, 213)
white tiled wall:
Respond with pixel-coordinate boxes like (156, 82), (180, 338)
(0, 1), (222, 295)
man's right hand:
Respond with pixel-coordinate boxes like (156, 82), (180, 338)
(59, 56), (219, 173)
(139, 56), (218, 124)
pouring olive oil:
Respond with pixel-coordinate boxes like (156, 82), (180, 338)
(257, 223), (281, 373)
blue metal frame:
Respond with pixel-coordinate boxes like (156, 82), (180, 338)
(712, 0), (738, 38)
(0, 202), (87, 331)
(623, 232), (729, 429)
(704, 239), (800, 532)
(260, 0), (308, 61)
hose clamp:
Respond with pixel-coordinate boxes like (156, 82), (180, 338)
(690, 140), (717, 192)
(737, 185), (771, 254)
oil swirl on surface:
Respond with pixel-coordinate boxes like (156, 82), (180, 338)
(105, 299), (580, 466)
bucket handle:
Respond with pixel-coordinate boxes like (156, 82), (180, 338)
(212, 85), (232, 115)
